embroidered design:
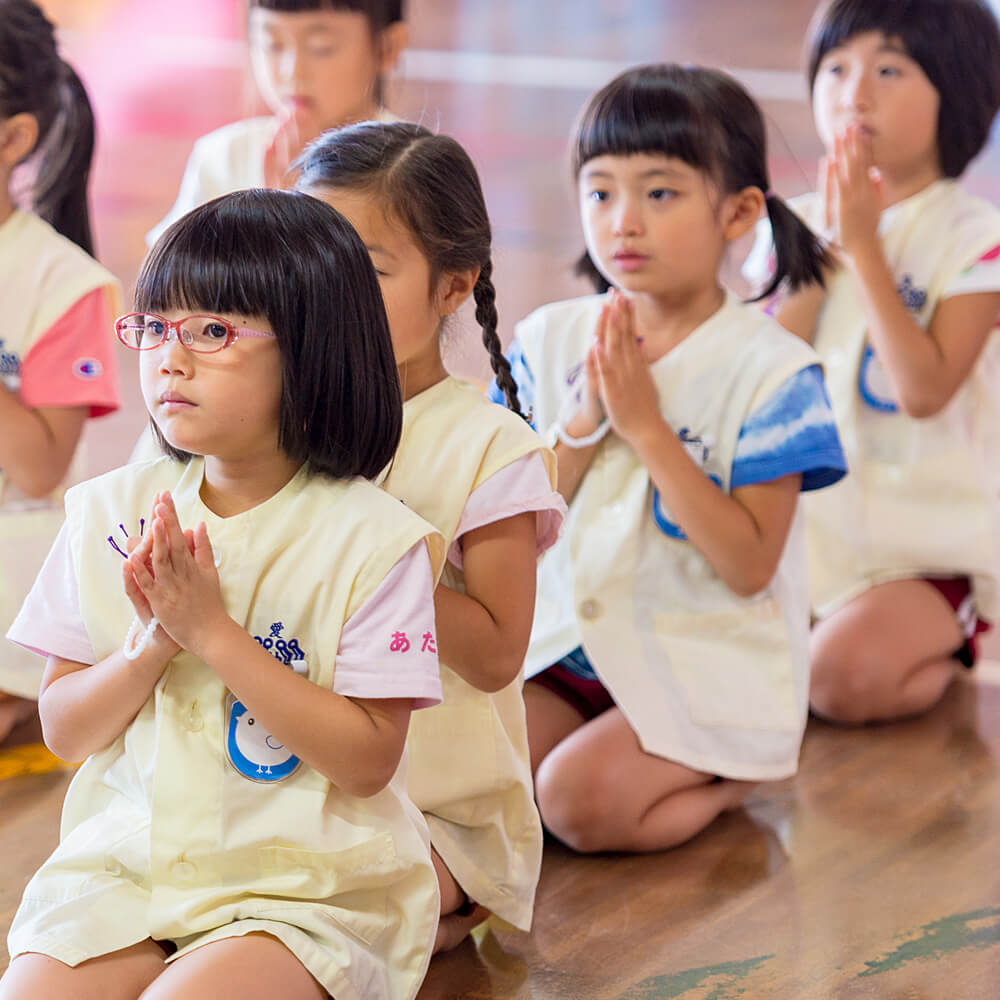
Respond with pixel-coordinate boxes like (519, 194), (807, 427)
(857, 344), (899, 413)
(226, 697), (300, 782)
(421, 631), (437, 653)
(253, 621), (305, 666)
(0, 340), (19, 377)
(72, 357), (104, 379)
(896, 275), (928, 312)
(107, 520), (146, 558)
(390, 631), (411, 652)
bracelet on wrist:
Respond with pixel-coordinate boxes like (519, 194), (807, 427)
(123, 616), (160, 661)
(555, 418), (612, 449)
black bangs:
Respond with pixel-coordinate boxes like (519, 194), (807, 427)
(248, 0), (402, 24)
(808, 0), (942, 90)
(135, 193), (292, 320)
(573, 65), (720, 177)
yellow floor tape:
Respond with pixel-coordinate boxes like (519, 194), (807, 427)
(0, 742), (75, 781)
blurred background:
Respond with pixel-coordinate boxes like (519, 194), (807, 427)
(36, 0), (1000, 481)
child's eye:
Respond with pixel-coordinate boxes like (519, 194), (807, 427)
(588, 190), (609, 203)
(877, 65), (901, 78)
(308, 44), (337, 58)
(204, 323), (230, 341)
(825, 61), (844, 76)
(649, 188), (676, 201)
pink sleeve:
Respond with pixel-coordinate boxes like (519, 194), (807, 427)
(333, 541), (442, 708)
(19, 286), (121, 417)
(6, 524), (95, 664)
(448, 451), (566, 569)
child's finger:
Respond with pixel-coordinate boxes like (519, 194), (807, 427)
(821, 157), (834, 234)
(151, 517), (175, 576)
(156, 493), (188, 557)
(192, 522), (217, 573)
(129, 547), (155, 592)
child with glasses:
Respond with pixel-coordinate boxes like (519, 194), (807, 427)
(147, 0), (407, 245)
(0, 0), (121, 746)
(297, 122), (565, 952)
(2, 190), (446, 1000)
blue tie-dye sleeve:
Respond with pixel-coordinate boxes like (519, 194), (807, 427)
(730, 364), (847, 492)
(488, 338), (537, 429)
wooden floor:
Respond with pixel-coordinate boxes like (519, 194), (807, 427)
(4, 0), (1000, 996)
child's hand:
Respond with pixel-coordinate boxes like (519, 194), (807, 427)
(263, 105), (322, 190)
(593, 292), (663, 444)
(121, 492), (183, 660)
(127, 492), (227, 656)
(825, 125), (884, 259)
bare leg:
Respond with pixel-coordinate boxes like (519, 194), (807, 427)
(810, 580), (967, 725)
(0, 693), (37, 745)
(139, 933), (325, 1000)
(0, 940), (168, 1000)
(523, 678), (588, 776)
(534, 707), (755, 853)
(431, 847), (489, 954)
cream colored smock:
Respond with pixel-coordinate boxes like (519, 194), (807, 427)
(147, 109), (397, 244)
(390, 377), (557, 930)
(786, 182), (1000, 621)
(0, 211), (120, 699)
(7, 457), (445, 1000)
(518, 294), (824, 780)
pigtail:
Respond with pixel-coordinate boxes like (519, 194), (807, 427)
(753, 193), (833, 302)
(475, 259), (525, 420)
(31, 60), (96, 255)
(573, 248), (611, 294)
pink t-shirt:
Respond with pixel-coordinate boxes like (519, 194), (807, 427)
(18, 286), (120, 417)
(447, 451), (565, 568)
(8, 530), (441, 708)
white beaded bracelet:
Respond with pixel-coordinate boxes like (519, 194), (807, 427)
(123, 616), (159, 661)
(555, 419), (612, 449)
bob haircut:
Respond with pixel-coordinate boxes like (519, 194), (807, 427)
(572, 64), (830, 298)
(807, 0), (1000, 178)
(135, 189), (402, 481)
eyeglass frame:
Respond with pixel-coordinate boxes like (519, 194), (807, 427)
(114, 312), (276, 354)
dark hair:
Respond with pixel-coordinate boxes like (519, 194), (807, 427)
(807, 0), (1000, 178)
(572, 64), (832, 300)
(248, 0), (404, 106)
(0, 0), (96, 253)
(136, 189), (402, 479)
(296, 121), (525, 419)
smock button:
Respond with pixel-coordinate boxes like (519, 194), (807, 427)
(579, 599), (602, 621)
(172, 858), (198, 882)
(104, 856), (123, 877)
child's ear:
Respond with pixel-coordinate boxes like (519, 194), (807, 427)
(378, 21), (409, 75)
(722, 186), (766, 242)
(0, 112), (39, 169)
(437, 267), (479, 317)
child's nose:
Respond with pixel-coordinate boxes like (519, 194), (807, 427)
(613, 198), (643, 236)
(843, 70), (873, 110)
(157, 333), (192, 374)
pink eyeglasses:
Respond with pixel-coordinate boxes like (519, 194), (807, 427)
(115, 313), (276, 354)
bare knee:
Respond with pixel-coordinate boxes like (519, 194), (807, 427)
(534, 751), (620, 854)
(809, 635), (883, 724)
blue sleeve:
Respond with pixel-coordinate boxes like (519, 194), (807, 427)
(488, 338), (537, 429)
(730, 364), (847, 492)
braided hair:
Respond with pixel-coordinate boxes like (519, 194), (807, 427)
(296, 121), (526, 419)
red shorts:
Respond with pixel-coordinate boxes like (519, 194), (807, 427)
(530, 663), (614, 721)
(925, 576), (990, 668)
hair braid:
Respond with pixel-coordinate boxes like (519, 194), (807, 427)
(474, 260), (523, 420)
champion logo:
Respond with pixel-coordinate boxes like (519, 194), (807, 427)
(73, 357), (103, 379)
